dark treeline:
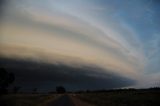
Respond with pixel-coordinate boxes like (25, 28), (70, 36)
(73, 87), (160, 94)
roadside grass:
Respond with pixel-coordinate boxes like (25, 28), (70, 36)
(0, 94), (59, 106)
(77, 91), (160, 106)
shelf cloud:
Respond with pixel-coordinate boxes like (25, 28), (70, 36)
(0, 0), (160, 90)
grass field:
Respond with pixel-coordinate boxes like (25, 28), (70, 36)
(0, 90), (160, 106)
(77, 90), (160, 106)
(0, 94), (59, 106)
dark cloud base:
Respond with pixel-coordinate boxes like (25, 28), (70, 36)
(0, 57), (135, 91)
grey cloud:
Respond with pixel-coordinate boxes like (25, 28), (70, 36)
(0, 57), (135, 91)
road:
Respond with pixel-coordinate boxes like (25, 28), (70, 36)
(47, 94), (94, 106)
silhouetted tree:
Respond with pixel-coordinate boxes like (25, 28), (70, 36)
(13, 86), (21, 94)
(56, 86), (66, 93)
(0, 68), (15, 95)
(32, 88), (38, 94)
(86, 90), (91, 93)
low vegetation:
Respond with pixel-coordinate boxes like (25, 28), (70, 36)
(0, 94), (59, 106)
(76, 90), (160, 106)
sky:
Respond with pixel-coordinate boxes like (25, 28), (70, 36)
(0, 0), (160, 91)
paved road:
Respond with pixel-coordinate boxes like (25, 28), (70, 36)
(47, 94), (94, 106)
(48, 95), (75, 106)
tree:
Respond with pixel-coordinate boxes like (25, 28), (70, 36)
(56, 86), (66, 93)
(0, 67), (15, 94)
(32, 88), (38, 94)
(13, 86), (21, 94)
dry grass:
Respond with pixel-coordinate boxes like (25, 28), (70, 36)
(0, 94), (59, 106)
(77, 91), (160, 106)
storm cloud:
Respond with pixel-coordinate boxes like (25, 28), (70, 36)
(0, 0), (160, 89)
(0, 57), (134, 91)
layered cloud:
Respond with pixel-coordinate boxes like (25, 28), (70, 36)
(0, 0), (159, 89)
